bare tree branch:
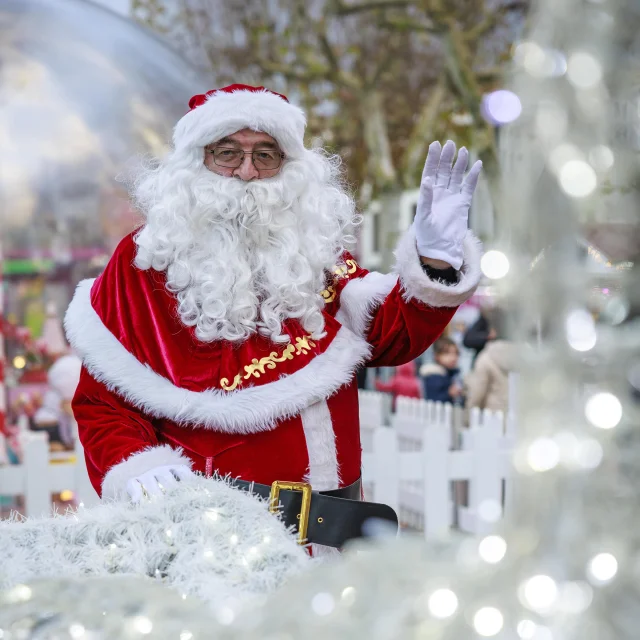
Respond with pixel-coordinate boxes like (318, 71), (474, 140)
(401, 77), (446, 187)
(259, 61), (329, 83)
(369, 46), (398, 86)
(319, 34), (340, 73)
(332, 0), (411, 16)
(475, 67), (504, 82)
(464, 1), (527, 41)
(378, 16), (440, 33)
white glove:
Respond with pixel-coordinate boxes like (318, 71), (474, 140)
(126, 464), (194, 503)
(414, 140), (483, 271)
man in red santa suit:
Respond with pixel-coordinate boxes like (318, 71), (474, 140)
(65, 84), (482, 548)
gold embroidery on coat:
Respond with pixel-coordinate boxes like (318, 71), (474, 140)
(220, 335), (317, 391)
(320, 259), (359, 304)
(321, 286), (336, 304)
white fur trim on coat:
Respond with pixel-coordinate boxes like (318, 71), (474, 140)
(102, 444), (193, 500)
(335, 272), (398, 339)
(300, 400), (339, 491)
(300, 400), (342, 557)
(64, 280), (370, 434)
(394, 226), (482, 308)
(173, 88), (307, 159)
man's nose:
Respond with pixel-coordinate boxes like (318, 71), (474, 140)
(233, 154), (260, 181)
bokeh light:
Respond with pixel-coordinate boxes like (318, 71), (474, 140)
(481, 250), (510, 279)
(558, 581), (593, 613)
(588, 553), (618, 584)
(588, 145), (615, 171)
(558, 160), (597, 197)
(516, 42), (566, 78)
(567, 51), (603, 88)
(482, 90), (522, 125)
(548, 143), (583, 174)
(427, 588), (459, 618)
(131, 616), (153, 635)
(574, 439), (604, 469)
(473, 607), (504, 636)
(527, 438), (560, 472)
(517, 619), (538, 638)
(478, 536), (508, 564)
(585, 392), (622, 429)
(519, 574), (558, 612)
(477, 499), (503, 522)
(311, 592), (336, 616)
(565, 309), (597, 351)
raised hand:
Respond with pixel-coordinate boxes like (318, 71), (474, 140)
(414, 140), (483, 271)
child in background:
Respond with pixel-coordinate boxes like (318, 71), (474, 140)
(420, 337), (464, 405)
(375, 361), (422, 410)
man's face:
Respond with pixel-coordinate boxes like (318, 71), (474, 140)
(204, 128), (284, 181)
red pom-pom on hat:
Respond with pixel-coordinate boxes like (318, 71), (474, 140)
(188, 84), (289, 111)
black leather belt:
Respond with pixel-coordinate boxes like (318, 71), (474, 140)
(230, 477), (398, 548)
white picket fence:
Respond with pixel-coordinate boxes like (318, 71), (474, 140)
(1, 389), (516, 537)
(0, 431), (100, 517)
(361, 393), (516, 538)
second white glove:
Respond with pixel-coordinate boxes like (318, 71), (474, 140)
(414, 140), (482, 271)
(126, 464), (194, 503)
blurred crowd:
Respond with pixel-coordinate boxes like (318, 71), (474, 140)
(362, 300), (516, 418)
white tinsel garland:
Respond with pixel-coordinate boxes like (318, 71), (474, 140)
(0, 475), (310, 614)
(0, 576), (221, 639)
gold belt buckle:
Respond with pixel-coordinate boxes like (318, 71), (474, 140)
(269, 480), (312, 545)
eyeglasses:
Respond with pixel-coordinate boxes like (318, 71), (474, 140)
(207, 146), (285, 170)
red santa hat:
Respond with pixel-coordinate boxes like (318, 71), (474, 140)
(173, 84), (307, 159)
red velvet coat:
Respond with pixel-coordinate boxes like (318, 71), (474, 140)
(65, 227), (481, 499)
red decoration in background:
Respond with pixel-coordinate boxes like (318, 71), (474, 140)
(0, 247), (5, 436)
(2, 316), (54, 391)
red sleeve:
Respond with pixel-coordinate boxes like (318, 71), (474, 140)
(327, 228), (481, 368)
(73, 367), (158, 496)
(365, 288), (454, 367)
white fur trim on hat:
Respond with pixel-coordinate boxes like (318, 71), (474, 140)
(173, 88), (307, 158)
(394, 225), (482, 308)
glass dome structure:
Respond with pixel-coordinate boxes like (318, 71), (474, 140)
(0, 0), (207, 338)
(1, 0), (207, 257)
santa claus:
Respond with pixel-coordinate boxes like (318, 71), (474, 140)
(65, 84), (482, 548)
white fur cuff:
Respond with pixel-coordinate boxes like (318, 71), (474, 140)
(394, 226), (482, 308)
(335, 272), (398, 338)
(101, 444), (193, 501)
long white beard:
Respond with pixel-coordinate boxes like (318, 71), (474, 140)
(133, 153), (356, 344)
